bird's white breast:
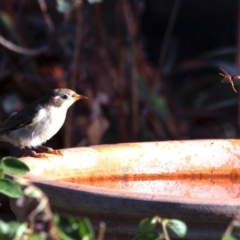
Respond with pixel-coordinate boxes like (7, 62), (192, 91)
(5, 106), (68, 148)
(45, 106), (67, 139)
(42, 98), (78, 142)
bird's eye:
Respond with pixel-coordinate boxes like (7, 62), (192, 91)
(61, 94), (69, 100)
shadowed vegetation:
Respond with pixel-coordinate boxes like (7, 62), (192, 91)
(0, 0), (239, 158)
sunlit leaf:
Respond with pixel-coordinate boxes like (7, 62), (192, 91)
(163, 219), (187, 238)
(0, 220), (9, 236)
(0, 179), (22, 198)
(58, 229), (76, 240)
(1, 157), (30, 174)
(0, 220), (24, 240)
(78, 218), (95, 240)
(12, 222), (28, 240)
(28, 234), (46, 240)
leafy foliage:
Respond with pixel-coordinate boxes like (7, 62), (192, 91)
(163, 219), (187, 238)
(222, 234), (240, 240)
(222, 215), (240, 240)
(56, 216), (95, 240)
(0, 156), (29, 198)
(0, 1), (238, 156)
(0, 157), (30, 175)
(0, 220), (27, 240)
(134, 216), (187, 240)
(0, 178), (22, 198)
(139, 217), (158, 233)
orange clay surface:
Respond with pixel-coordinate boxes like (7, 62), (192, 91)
(20, 139), (240, 201)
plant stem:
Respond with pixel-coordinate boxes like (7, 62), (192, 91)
(64, 0), (83, 148)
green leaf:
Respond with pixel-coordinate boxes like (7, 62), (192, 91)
(0, 220), (9, 236)
(138, 77), (168, 121)
(78, 218), (95, 240)
(0, 220), (24, 240)
(139, 218), (158, 233)
(0, 178), (22, 198)
(58, 228), (76, 240)
(0, 168), (4, 178)
(152, 94), (168, 120)
(133, 232), (160, 240)
(28, 234), (46, 240)
(1, 157), (30, 174)
(222, 234), (240, 240)
(164, 219), (187, 238)
(56, 216), (95, 240)
(56, 216), (82, 239)
(13, 222), (28, 240)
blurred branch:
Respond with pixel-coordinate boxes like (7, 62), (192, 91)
(94, 3), (127, 141)
(236, 1), (240, 136)
(38, 0), (55, 34)
(64, 0), (83, 148)
(153, 0), (181, 85)
(121, 0), (140, 141)
(153, 0), (184, 139)
(0, 35), (47, 55)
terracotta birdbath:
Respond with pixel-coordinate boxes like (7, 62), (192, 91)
(19, 139), (240, 239)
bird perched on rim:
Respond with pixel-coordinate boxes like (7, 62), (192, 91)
(0, 88), (87, 157)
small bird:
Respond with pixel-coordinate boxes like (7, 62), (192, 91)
(0, 88), (87, 157)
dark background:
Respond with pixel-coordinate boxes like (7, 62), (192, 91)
(0, 0), (239, 157)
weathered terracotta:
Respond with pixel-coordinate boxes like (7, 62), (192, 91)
(19, 140), (240, 239)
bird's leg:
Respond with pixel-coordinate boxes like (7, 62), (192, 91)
(23, 146), (63, 158)
(22, 147), (39, 157)
(36, 145), (63, 156)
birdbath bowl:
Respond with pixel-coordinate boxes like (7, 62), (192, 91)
(19, 139), (240, 239)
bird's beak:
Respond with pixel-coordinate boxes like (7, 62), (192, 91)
(73, 94), (88, 101)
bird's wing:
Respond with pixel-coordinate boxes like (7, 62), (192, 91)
(0, 112), (34, 133)
(0, 103), (44, 133)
